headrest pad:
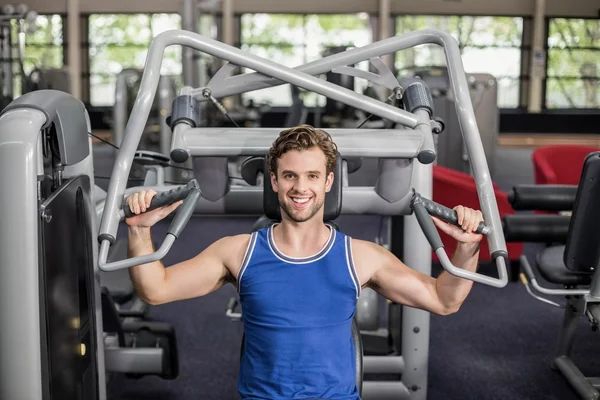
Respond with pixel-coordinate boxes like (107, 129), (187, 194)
(263, 153), (342, 222)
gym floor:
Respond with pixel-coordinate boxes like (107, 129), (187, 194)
(94, 142), (598, 400)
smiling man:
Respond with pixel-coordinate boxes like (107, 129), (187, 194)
(124, 124), (484, 400)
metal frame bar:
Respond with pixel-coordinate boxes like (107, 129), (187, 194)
(94, 28), (509, 400)
(98, 28), (506, 281)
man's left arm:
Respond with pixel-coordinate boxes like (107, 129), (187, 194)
(356, 206), (484, 316)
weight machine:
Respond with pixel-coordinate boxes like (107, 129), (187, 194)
(0, 28), (508, 400)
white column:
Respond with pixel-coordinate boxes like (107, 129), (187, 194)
(528, 0), (546, 112)
(67, 0), (81, 99)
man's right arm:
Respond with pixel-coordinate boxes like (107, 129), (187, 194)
(127, 226), (249, 305)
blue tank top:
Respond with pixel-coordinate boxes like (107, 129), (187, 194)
(237, 223), (361, 400)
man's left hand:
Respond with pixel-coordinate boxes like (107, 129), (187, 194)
(431, 206), (484, 244)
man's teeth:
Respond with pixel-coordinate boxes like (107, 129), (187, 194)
(293, 198), (309, 204)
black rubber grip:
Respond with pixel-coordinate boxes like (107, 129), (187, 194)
(414, 193), (488, 234)
(502, 214), (570, 243)
(123, 179), (200, 218)
(412, 201), (444, 250)
(402, 79), (434, 115)
(167, 189), (201, 238)
(508, 184), (577, 211)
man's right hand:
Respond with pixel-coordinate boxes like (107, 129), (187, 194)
(125, 189), (183, 228)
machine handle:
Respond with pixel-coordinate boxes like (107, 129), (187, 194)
(168, 189), (201, 238)
(225, 297), (242, 320)
(122, 179), (199, 218)
(412, 191), (490, 235)
(410, 190), (508, 288)
(99, 180), (202, 272)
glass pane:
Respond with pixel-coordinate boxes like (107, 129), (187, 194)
(395, 15), (522, 47)
(546, 78), (599, 109)
(241, 14), (306, 47)
(23, 46), (63, 74)
(548, 19), (600, 49)
(90, 74), (117, 106)
(496, 77), (520, 108)
(462, 47), (521, 78)
(89, 44), (149, 75)
(89, 14), (152, 46)
(240, 13), (372, 107)
(547, 48), (599, 78)
(305, 14), (372, 62)
(151, 13), (181, 35)
(28, 15), (63, 45)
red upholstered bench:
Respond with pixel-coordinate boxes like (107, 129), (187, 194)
(431, 165), (523, 279)
(533, 145), (599, 185)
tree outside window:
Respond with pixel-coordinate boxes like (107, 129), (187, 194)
(240, 13), (373, 107)
(546, 18), (599, 109)
(395, 15), (523, 108)
(88, 13), (182, 106)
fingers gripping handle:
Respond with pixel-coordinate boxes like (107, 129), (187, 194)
(122, 179), (200, 218)
(412, 192), (490, 235)
(99, 180), (201, 272)
(410, 191), (508, 288)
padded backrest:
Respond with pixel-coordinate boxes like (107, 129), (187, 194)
(263, 152), (343, 222)
(564, 152), (600, 273)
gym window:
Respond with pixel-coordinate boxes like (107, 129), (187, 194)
(87, 13), (182, 106)
(394, 15), (524, 109)
(546, 18), (599, 109)
(239, 13), (373, 108)
(10, 14), (64, 98)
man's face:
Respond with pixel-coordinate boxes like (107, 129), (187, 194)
(270, 147), (334, 223)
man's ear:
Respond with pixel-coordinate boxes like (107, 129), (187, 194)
(270, 172), (279, 193)
(325, 171), (334, 193)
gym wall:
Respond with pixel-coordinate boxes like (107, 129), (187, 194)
(20, 0), (600, 18)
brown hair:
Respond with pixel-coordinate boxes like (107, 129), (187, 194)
(267, 124), (338, 176)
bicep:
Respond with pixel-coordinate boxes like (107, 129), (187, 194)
(367, 247), (446, 315)
(160, 238), (234, 303)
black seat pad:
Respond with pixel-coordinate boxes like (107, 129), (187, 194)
(536, 245), (592, 286)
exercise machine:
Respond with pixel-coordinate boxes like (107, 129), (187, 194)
(518, 152), (600, 400)
(0, 28), (508, 400)
(403, 66), (498, 178)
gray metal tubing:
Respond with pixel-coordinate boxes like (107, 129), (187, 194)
(401, 160), (432, 400)
(363, 356), (404, 374)
(98, 29), (425, 252)
(588, 378), (600, 389)
(194, 29), (463, 103)
(99, 234), (176, 272)
(182, 0), (197, 87)
(555, 356), (600, 400)
(0, 109), (47, 400)
(362, 381), (411, 400)
(436, 249), (508, 288)
(113, 70), (136, 147)
(104, 347), (165, 374)
(97, 185), (413, 220)
(158, 76), (175, 156)
(413, 109), (436, 165)
(520, 255), (589, 295)
(175, 125), (425, 158)
(192, 28), (507, 260)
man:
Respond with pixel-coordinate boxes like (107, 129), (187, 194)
(125, 124), (484, 400)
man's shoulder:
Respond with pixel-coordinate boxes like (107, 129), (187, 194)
(217, 233), (253, 250)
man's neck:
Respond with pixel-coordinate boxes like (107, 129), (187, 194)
(273, 216), (330, 257)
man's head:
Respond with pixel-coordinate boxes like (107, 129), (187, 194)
(266, 124), (337, 223)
